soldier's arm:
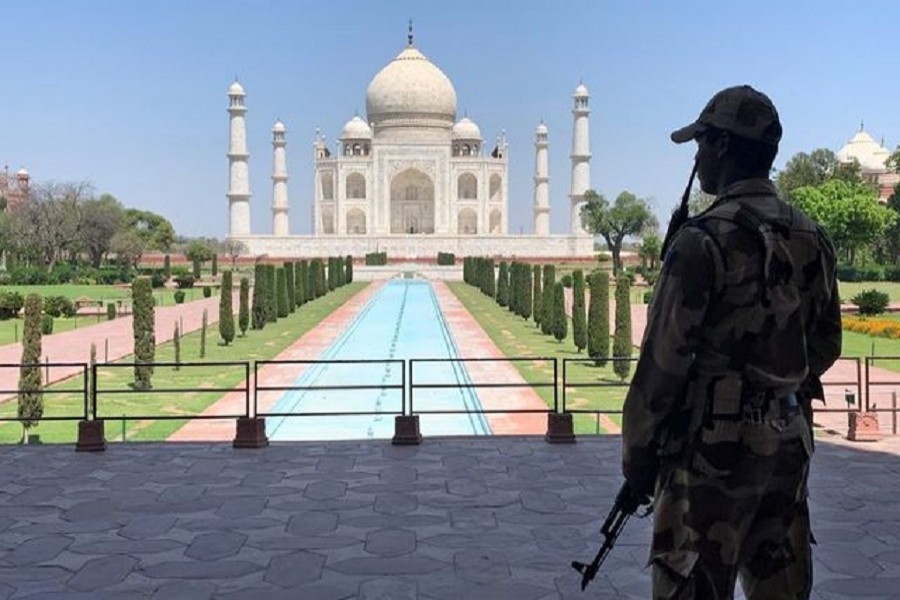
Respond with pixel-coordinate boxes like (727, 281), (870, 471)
(621, 226), (715, 495)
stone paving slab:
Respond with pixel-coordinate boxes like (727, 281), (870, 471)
(0, 436), (898, 598)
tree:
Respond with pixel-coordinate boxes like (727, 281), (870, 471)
(637, 232), (662, 272)
(211, 253), (218, 277)
(613, 276), (632, 381)
(541, 265), (555, 335)
(295, 262), (305, 307)
(532, 264), (542, 327)
(8, 182), (91, 270)
(219, 270), (235, 345)
(776, 148), (863, 197)
(345, 255), (353, 284)
(110, 229), (146, 270)
(80, 194), (124, 267)
(238, 276), (250, 336)
(521, 263), (532, 320)
(223, 239), (247, 267)
(301, 260), (311, 303)
(173, 322), (181, 370)
(185, 240), (213, 273)
(17, 293), (43, 442)
(251, 264), (267, 330)
(124, 208), (175, 251)
(688, 188), (716, 216)
(791, 179), (894, 264)
(276, 268), (289, 318)
(588, 271), (610, 366)
(163, 254), (171, 280)
(552, 282), (568, 342)
(284, 261), (295, 312)
(581, 190), (657, 275)
(266, 264), (278, 322)
(572, 269), (587, 352)
(497, 262), (509, 307)
(200, 309), (208, 358)
(131, 277), (155, 390)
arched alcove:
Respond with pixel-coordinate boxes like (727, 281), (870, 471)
(346, 173), (366, 199)
(390, 169), (435, 234)
(346, 208), (366, 234)
(458, 173), (477, 200)
(458, 208), (477, 234)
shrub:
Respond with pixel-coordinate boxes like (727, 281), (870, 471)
(238, 277), (249, 336)
(202, 286), (212, 299)
(174, 274), (195, 289)
(0, 291), (25, 320)
(40, 314), (54, 335)
(266, 264), (278, 322)
(163, 254), (171, 280)
(560, 273), (574, 288)
(613, 276), (633, 381)
(541, 265), (555, 335)
(106, 302), (117, 320)
(588, 270), (610, 367)
(497, 262), (509, 307)
(18, 294), (43, 439)
(885, 265), (900, 282)
(643, 289), (654, 304)
(345, 255), (353, 284)
(192, 258), (201, 279)
(857, 265), (884, 282)
(219, 271), (235, 345)
(284, 261), (295, 312)
(552, 282), (568, 342)
(532, 265), (542, 327)
(836, 264), (859, 282)
(851, 289), (890, 315)
(365, 251), (387, 266)
(572, 270), (587, 352)
(521, 263), (533, 320)
(48, 263), (76, 284)
(211, 254), (218, 277)
(437, 252), (456, 266)
(131, 278), (155, 390)
(150, 271), (166, 289)
(9, 266), (48, 285)
(276, 268), (289, 318)
(43, 296), (76, 318)
(251, 264), (267, 330)
(173, 290), (186, 304)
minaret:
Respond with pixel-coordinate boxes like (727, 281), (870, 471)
(533, 122), (550, 236)
(569, 82), (591, 236)
(227, 80), (251, 236)
(271, 120), (289, 236)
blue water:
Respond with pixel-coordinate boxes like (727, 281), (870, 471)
(266, 279), (491, 440)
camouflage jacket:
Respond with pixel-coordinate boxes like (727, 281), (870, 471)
(621, 178), (841, 492)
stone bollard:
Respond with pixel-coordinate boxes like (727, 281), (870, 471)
(76, 420), (107, 452)
(545, 412), (576, 444)
(847, 411), (882, 442)
(392, 415), (422, 445)
(233, 417), (269, 449)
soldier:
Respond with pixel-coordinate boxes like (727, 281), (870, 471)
(621, 86), (842, 598)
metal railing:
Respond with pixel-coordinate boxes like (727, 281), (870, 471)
(92, 361), (251, 421)
(254, 359), (405, 418)
(0, 362), (89, 423)
(408, 357), (557, 416)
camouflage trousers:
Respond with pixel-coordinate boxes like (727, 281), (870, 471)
(650, 412), (814, 599)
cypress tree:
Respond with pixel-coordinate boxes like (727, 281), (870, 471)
(293, 262), (302, 307)
(572, 269), (587, 353)
(302, 260), (312, 303)
(283, 262), (295, 312)
(163, 254), (171, 280)
(238, 276), (249, 336)
(588, 270), (610, 367)
(296, 261), (306, 306)
(552, 282), (568, 342)
(315, 259), (327, 297)
(510, 263), (521, 314)
(173, 322), (181, 370)
(276, 268), (289, 318)
(211, 253), (218, 277)
(219, 270), (235, 345)
(485, 259), (496, 298)
(541, 264), (555, 335)
(17, 293), (43, 442)
(200, 309), (208, 358)
(532, 264), (542, 327)
(497, 262), (509, 307)
(522, 263), (532, 320)
(613, 276), (633, 381)
(306, 260), (316, 301)
(192, 258), (201, 279)
(345, 255), (353, 284)
(251, 264), (267, 330)
(132, 277), (155, 390)
(266, 264), (277, 322)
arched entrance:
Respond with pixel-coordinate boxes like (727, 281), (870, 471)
(390, 169), (435, 234)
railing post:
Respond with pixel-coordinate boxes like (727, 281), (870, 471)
(546, 358), (574, 444)
(393, 359), (421, 445)
(848, 357), (882, 442)
(234, 360), (268, 448)
(76, 363), (106, 452)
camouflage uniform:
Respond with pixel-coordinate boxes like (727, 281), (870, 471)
(621, 87), (842, 599)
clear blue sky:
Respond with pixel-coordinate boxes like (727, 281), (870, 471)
(5, 0), (899, 238)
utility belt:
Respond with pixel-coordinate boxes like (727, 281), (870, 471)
(705, 376), (800, 425)
(706, 390), (800, 425)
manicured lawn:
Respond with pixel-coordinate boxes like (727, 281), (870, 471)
(448, 282), (636, 434)
(0, 286), (210, 345)
(0, 282), (368, 444)
(839, 281), (900, 304)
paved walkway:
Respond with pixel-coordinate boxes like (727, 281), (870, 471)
(0, 436), (897, 599)
(0, 293), (237, 399)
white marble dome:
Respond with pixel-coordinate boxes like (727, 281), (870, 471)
(574, 83), (589, 97)
(452, 117), (481, 140)
(272, 120), (285, 133)
(341, 115), (373, 139)
(228, 81), (245, 96)
(837, 130), (891, 171)
(366, 46), (457, 129)
(535, 122), (548, 135)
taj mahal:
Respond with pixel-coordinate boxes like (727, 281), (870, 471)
(226, 29), (594, 258)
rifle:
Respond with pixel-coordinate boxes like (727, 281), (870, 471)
(571, 482), (650, 591)
(659, 160), (699, 262)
